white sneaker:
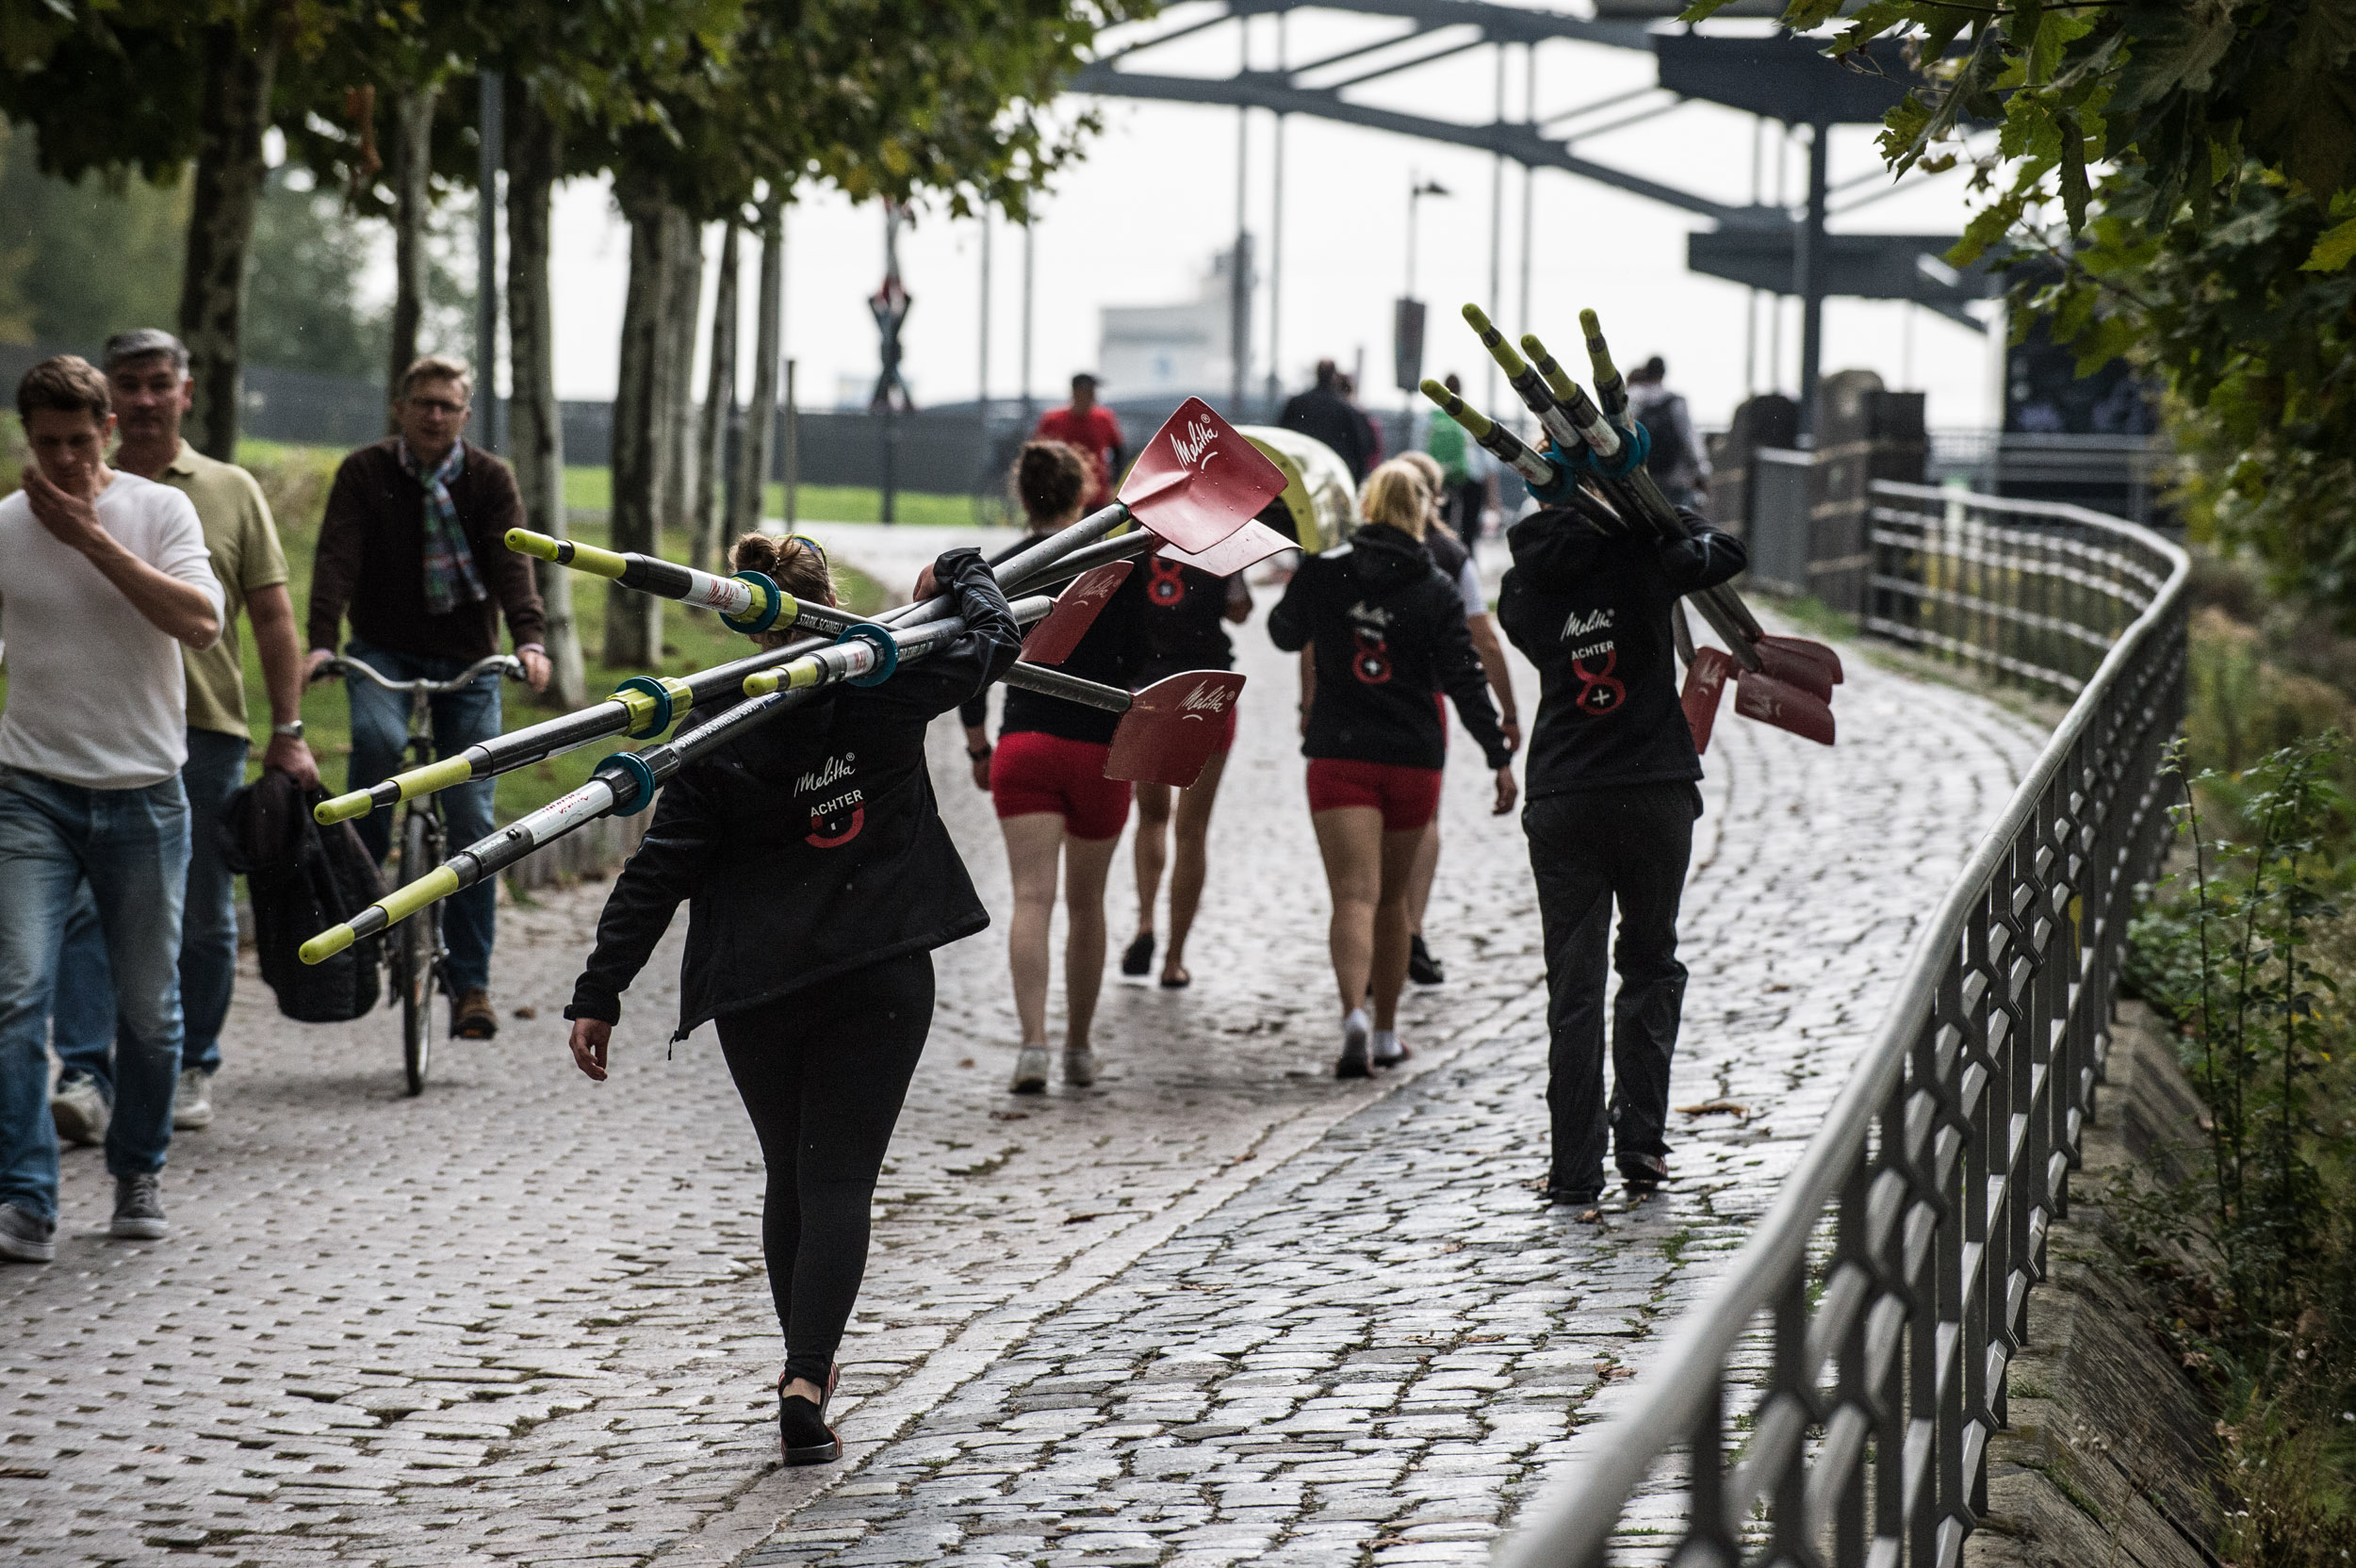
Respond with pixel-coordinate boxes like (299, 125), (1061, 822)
(51, 1073), (110, 1147)
(172, 1068), (214, 1131)
(1062, 1045), (1100, 1087)
(1009, 1045), (1050, 1095)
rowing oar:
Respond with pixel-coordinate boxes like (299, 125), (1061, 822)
(309, 396), (1284, 830)
(296, 592), (1055, 967)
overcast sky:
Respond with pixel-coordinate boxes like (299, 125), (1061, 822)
(542, 2), (2003, 431)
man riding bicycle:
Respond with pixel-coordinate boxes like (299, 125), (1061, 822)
(305, 355), (549, 1040)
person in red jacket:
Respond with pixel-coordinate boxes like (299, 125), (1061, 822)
(1032, 374), (1125, 513)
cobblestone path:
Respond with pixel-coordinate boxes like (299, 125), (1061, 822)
(0, 525), (2043, 1565)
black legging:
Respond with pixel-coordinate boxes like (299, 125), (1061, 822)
(714, 951), (933, 1385)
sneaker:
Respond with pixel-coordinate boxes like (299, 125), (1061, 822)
(0, 1202), (56, 1264)
(452, 988), (499, 1040)
(1545, 1185), (1601, 1208)
(172, 1068), (213, 1131)
(1063, 1045), (1100, 1087)
(51, 1071), (110, 1148)
(1370, 1029), (1410, 1069)
(110, 1173), (166, 1241)
(1334, 1009), (1371, 1080)
(1120, 932), (1155, 978)
(1009, 1045), (1050, 1095)
(1408, 935), (1447, 987)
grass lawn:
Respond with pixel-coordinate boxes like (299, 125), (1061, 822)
(561, 466), (987, 528)
(0, 438), (886, 827)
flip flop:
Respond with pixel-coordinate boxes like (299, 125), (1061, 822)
(1121, 932), (1155, 977)
(1159, 967), (1191, 989)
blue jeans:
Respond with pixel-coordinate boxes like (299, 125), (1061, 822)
(53, 728), (250, 1088)
(342, 639), (501, 992)
(0, 768), (190, 1221)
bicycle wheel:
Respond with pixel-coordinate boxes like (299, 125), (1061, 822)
(398, 808), (442, 1096)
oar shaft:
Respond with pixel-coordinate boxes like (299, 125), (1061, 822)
(1003, 662), (1131, 713)
(507, 529), (784, 625)
(1464, 305), (1586, 453)
(1579, 308), (1629, 429)
(1417, 380), (1554, 487)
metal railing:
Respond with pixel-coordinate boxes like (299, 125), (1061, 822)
(1497, 484), (2188, 1568)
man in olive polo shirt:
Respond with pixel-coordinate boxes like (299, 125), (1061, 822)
(49, 331), (319, 1147)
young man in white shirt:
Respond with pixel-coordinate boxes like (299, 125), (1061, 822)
(0, 356), (222, 1263)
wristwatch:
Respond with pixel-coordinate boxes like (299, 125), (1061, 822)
(271, 720), (305, 740)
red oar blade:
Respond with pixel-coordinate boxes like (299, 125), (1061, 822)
(1119, 398), (1287, 556)
(1734, 667), (1837, 746)
(1751, 640), (1835, 702)
(1104, 671), (1247, 788)
(1157, 516), (1293, 578)
(1681, 646), (1734, 754)
(1758, 634), (1843, 685)
(1021, 562), (1133, 666)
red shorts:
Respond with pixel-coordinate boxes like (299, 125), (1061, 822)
(992, 730), (1134, 840)
(1305, 758), (1443, 832)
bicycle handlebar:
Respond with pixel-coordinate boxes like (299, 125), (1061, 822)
(320, 654), (523, 694)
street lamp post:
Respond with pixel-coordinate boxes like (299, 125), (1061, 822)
(1405, 174), (1448, 302)
(1399, 175), (1448, 455)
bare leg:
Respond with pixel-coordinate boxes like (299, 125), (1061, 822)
(1131, 782), (1171, 940)
(1312, 807), (1385, 1016)
(999, 813), (1065, 1045)
(1371, 827), (1425, 1031)
(1406, 819), (1441, 938)
(1060, 833), (1121, 1050)
(1162, 749), (1230, 983)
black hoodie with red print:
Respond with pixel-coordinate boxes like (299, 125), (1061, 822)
(1267, 522), (1512, 773)
(566, 547), (1022, 1038)
(1497, 503), (1746, 798)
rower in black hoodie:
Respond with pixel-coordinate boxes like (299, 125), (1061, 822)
(562, 539), (1021, 1468)
(1268, 460), (1516, 1078)
(1496, 494), (1746, 1208)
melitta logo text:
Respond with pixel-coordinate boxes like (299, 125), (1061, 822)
(1560, 607), (1616, 640)
(1347, 599), (1394, 629)
(794, 753), (856, 794)
(1178, 680), (1235, 716)
(1169, 418), (1222, 471)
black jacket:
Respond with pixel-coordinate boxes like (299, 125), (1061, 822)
(1497, 505), (1747, 798)
(959, 538), (1152, 745)
(1140, 557), (1239, 684)
(1268, 522), (1512, 773)
(1279, 386), (1373, 482)
(566, 549), (1022, 1037)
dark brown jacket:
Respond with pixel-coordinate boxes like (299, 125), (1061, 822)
(307, 438), (546, 660)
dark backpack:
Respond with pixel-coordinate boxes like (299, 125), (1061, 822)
(218, 771), (384, 1023)
(1638, 394), (1691, 479)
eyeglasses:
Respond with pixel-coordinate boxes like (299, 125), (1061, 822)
(407, 397), (468, 416)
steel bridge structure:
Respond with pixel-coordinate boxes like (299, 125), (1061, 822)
(1071, 0), (1994, 431)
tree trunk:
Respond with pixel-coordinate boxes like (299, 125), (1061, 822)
(691, 225), (738, 574)
(729, 199), (784, 548)
(655, 210), (704, 545)
(605, 187), (668, 669)
(177, 17), (281, 460)
(504, 92), (586, 708)
(384, 82), (438, 422)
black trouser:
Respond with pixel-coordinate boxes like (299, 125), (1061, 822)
(714, 951), (933, 1385)
(1524, 783), (1698, 1195)
(1448, 478), (1487, 543)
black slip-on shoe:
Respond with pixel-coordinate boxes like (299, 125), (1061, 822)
(1121, 932), (1155, 977)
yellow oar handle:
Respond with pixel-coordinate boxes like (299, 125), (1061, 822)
(1579, 306), (1628, 419)
(299, 863), (465, 966)
(314, 754), (476, 825)
(1462, 303), (1534, 379)
(1420, 378), (1494, 439)
(506, 529), (629, 580)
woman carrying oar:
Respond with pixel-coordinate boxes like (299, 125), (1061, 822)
(960, 442), (1152, 1093)
(1269, 459), (1517, 1079)
(562, 534), (1021, 1467)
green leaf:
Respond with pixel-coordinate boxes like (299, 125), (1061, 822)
(2245, 0), (2356, 198)
(2301, 215), (2356, 270)
(2107, 0), (2239, 117)
(1782, 0), (1847, 33)
(2057, 109), (2091, 229)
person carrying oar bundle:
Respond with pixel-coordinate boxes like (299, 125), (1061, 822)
(560, 535), (1022, 1467)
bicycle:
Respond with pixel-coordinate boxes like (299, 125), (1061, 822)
(319, 652), (523, 1095)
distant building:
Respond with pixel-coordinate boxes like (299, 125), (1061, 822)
(1098, 240), (1252, 398)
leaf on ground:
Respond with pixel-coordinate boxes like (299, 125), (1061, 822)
(1677, 1100), (1752, 1119)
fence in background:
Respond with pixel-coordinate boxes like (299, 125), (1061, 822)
(1496, 483), (2187, 1568)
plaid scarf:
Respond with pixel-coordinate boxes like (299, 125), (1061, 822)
(398, 437), (486, 617)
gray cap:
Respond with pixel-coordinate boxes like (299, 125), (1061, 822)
(102, 329), (189, 375)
